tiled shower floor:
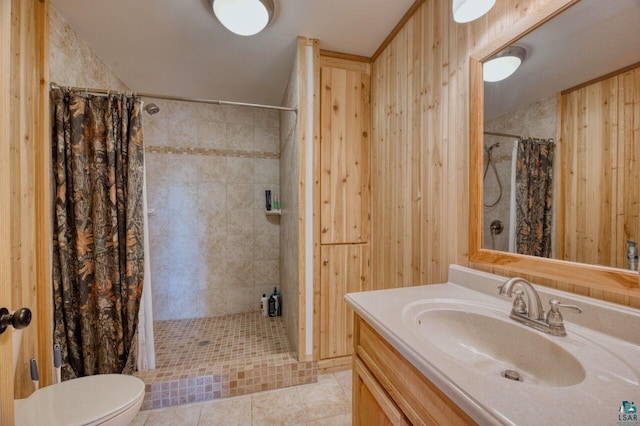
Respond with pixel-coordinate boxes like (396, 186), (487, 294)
(135, 312), (318, 410)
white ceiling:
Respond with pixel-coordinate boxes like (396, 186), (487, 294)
(51, 0), (415, 105)
(484, 0), (640, 120)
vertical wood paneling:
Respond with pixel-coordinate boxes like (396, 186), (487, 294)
(619, 67), (640, 267)
(559, 67), (640, 270)
(559, 76), (618, 266)
(8, 0), (52, 399)
(319, 244), (369, 359)
(317, 55), (372, 360)
(320, 65), (371, 244)
(371, 0), (640, 306)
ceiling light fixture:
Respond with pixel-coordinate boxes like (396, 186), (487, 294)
(453, 0), (496, 23)
(211, 0), (275, 36)
(483, 46), (527, 83)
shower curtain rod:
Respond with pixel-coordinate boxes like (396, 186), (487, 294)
(484, 131), (554, 144)
(49, 82), (298, 113)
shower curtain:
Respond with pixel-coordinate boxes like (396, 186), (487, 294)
(51, 88), (145, 380)
(514, 138), (554, 257)
(137, 154), (156, 371)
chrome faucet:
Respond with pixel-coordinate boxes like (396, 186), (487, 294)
(498, 277), (582, 336)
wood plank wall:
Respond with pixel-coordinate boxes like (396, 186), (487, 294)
(9, 0), (53, 398)
(370, 0), (640, 307)
(558, 66), (640, 270)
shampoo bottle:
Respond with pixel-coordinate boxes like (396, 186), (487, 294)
(260, 294), (268, 317)
(271, 287), (279, 316)
(268, 293), (276, 317)
(275, 288), (282, 316)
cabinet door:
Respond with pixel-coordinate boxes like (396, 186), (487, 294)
(353, 358), (408, 426)
(320, 244), (369, 359)
(320, 65), (371, 244)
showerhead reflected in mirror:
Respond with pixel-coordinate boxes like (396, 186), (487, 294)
(481, 0), (640, 271)
(143, 103), (160, 115)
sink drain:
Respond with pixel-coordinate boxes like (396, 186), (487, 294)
(501, 369), (523, 382)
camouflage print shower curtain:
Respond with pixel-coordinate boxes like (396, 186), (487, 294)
(51, 88), (145, 380)
(515, 138), (554, 258)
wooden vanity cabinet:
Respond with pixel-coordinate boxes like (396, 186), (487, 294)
(353, 315), (476, 426)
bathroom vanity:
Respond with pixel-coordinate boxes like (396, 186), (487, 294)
(345, 266), (640, 425)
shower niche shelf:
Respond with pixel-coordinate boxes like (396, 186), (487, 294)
(265, 209), (281, 216)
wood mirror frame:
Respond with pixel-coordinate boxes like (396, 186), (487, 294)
(468, 0), (639, 300)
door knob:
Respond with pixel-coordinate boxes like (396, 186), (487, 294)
(0, 307), (32, 334)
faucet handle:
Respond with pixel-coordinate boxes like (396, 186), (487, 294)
(549, 298), (583, 314)
(511, 289), (527, 315)
(546, 299), (582, 335)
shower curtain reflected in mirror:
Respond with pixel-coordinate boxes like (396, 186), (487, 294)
(51, 88), (145, 379)
(514, 138), (555, 257)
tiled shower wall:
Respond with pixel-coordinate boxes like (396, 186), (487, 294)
(279, 56), (300, 353)
(49, 7), (128, 93)
(483, 95), (556, 252)
(144, 101), (281, 320)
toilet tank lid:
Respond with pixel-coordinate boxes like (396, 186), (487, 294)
(15, 374), (145, 426)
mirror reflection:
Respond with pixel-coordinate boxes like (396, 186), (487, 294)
(482, 0), (640, 270)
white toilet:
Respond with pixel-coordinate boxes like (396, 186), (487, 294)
(13, 329), (146, 426)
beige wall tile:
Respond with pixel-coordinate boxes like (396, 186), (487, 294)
(224, 106), (254, 125)
(254, 126), (280, 153)
(227, 183), (253, 210)
(226, 123), (254, 151)
(226, 158), (254, 183)
(198, 121), (226, 149)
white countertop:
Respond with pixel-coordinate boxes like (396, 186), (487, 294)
(344, 265), (640, 425)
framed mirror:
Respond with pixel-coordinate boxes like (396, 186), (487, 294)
(469, 0), (640, 294)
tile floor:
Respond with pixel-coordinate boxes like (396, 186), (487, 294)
(132, 370), (353, 426)
(134, 312), (318, 409)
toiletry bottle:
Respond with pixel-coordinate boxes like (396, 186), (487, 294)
(273, 194), (279, 210)
(268, 293), (276, 317)
(265, 190), (272, 211)
(260, 294), (268, 317)
(628, 240), (638, 271)
(275, 288), (282, 316)
(272, 287), (279, 316)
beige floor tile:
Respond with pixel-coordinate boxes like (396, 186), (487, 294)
(307, 413), (352, 426)
(252, 387), (306, 426)
(316, 372), (336, 383)
(145, 404), (203, 426)
(199, 396), (252, 426)
(334, 369), (353, 402)
(296, 380), (351, 422)
(130, 411), (149, 426)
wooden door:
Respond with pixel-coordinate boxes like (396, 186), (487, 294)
(320, 244), (369, 359)
(1, 2), (52, 422)
(1, 0), (15, 422)
(353, 358), (408, 426)
(320, 64), (371, 244)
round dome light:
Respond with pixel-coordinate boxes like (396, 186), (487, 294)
(212, 0), (274, 36)
(453, 0), (496, 23)
(483, 46), (527, 83)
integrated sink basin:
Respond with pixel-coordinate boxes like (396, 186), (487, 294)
(404, 301), (586, 387)
(344, 265), (640, 425)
